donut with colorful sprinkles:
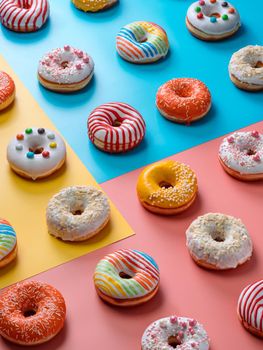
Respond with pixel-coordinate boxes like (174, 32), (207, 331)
(116, 21), (169, 64)
(94, 249), (160, 306)
(0, 71), (15, 111)
(219, 131), (263, 181)
(88, 102), (146, 153)
(72, 0), (117, 12)
(0, 281), (66, 345)
(141, 316), (210, 350)
(7, 127), (66, 180)
(0, 218), (17, 268)
(186, 0), (240, 41)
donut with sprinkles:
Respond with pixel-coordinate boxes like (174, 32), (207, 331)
(0, 218), (17, 268)
(0, 71), (15, 111)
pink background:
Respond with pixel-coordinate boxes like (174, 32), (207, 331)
(1, 122), (262, 349)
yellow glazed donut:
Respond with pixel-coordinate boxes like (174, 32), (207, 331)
(137, 160), (198, 215)
(72, 0), (117, 12)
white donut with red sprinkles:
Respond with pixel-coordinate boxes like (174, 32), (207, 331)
(38, 45), (94, 92)
(0, 0), (50, 32)
(141, 316), (209, 350)
(219, 131), (263, 181)
(88, 102), (146, 153)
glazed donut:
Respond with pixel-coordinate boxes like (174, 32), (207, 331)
(72, 0), (117, 12)
(0, 71), (15, 111)
(94, 249), (160, 306)
(229, 45), (263, 91)
(0, 281), (66, 345)
(141, 316), (210, 350)
(0, 218), (17, 268)
(219, 131), (263, 181)
(186, 0), (240, 41)
(88, 102), (146, 153)
(186, 213), (253, 270)
(116, 21), (169, 64)
(0, 0), (49, 32)
(38, 46), (94, 93)
(46, 186), (110, 241)
(156, 78), (211, 124)
(137, 160), (198, 215)
(7, 127), (66, 180)
(237, 280), (263, 338)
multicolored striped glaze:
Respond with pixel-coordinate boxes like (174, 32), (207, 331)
(0, 219), (17, 262)
(116, 21), (169, 63)
(94, 249), (160, 299)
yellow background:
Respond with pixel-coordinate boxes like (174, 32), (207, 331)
(0, 56), (133, 289)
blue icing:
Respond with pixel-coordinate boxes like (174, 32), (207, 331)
(133, 250), (159, 270)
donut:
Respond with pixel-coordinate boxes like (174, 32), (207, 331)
(0, 218), (17, 268)
(46, 186), (110, 241)
(137, 160), (198, 215)
(116, 21), (169, 64)
(0, 71), (15, 111)
(0, 280), (66, 345)
(186, 213), (253, 270)
(94, 249), (160, 307)
(156, 78), (211, 124)
(229, 45), (263, 91)
(7, 127), (66, 180)
(141, 316), (210, 350)
(186, 0), (240, 41)
(38, 46), (94, 93)
(237, 280), (263, 338)
(219, 131), (263, 181)
(88, 102), (146, 153)
(0, 0), (49, 32)
(72, 0), (117, 12)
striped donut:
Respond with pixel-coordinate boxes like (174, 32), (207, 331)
(238, 280), (263, 338)
(88, 102), (146, 153)
(0, 218), (17, 268)
(0, 0), (50, 32)
(94, 249), (160, 306)
(116, 21), (169, 64)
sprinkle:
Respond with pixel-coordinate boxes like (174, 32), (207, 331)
(253, 154), (261, 162)
(181, 322), (187, 328)
(38, 128), (45, 134)
(190, 328), (195, 335)
(251, 131), (260, 138)
(48, 54), (53, 59)
(49, 142), (57, 149)
(16, 144), (23, 151)
(195, 6), (201, 12)
(210, 16), (217, 23)
(76, 63), (82, 70)
(27, 151), (34, 159)
(47, 133), (55, 140)
(197, 12), (204, 19)
(42, 151), (50, 158)
(191, 343), (197, 348)
(189, 319), (197, 327)
(178, 331), (184, 338)
(25, 128), (33, 134)
(64, 45), (70, 51)
(16, 134), (24, 141)
(222, 14), (228, 20)
(199, 0), (205, 5)
(83, 57), (89, 64)
(210, 0), (216, 3)
(76, 50), (84, 58)
(221, 1), (228, 6)
(227, 136), (234, 143)
(170, 316), (178, 324)
(228, 7), (235, 14)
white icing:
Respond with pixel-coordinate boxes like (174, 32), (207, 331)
(38, 46), (94, 84)
(46, 186), (110, 241)
(186, 213), (253, 269)
(141, 316), (209, 350)
(229, 45), (263, 86)
(219, 131), (263, 174)
(7, 127), (66, 180)
(187, 1), (240, 35)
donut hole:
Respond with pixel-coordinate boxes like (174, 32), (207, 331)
(70, 204), (85, 216)
(137, 35), (148, 43)
(209, 12), (221, 18)
(159, 181), (173, 189)
(255, 61), (263, 68)
(119, 271), (133, 279)
(168, 335), (182, 348)
(28, 146), (44, 154)
(174, 86), (192, 98)
(23, 309), (37, 318)
(113, 120), (122, 127)
(211, 230), (225, 242)
(247, 149), (256, 156)
(61, 61), (69, 69)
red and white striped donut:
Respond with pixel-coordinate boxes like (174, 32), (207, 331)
(0, 0), (49, 32)
(88, 102), (146, 153)
(238, 280), (263, 338)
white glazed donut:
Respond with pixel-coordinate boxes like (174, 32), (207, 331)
(237, 280), (263, 338)
(46, 186), (110, 241)
(7, 127), (66, 180)
(88, 102), (146, 153)
(141, 316), (210, 350)
(186, 0), (240, 41)
(0, 0), (49, 32)
(229, 45), (263, 91)
(38, 46), (95, 92)
(186, 213), (253, 270)
(219, 131), (263, 181)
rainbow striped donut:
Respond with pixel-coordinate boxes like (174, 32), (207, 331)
(116, 21), (169, 64)
(94, 249), (160, 306)
(0, 219), (17, 267)
(0, 0), (50, 32)
(88, 102), (146, 153)
(238, 280), (263, 337)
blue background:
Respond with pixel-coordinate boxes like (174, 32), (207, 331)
(0, 0), (262, 183)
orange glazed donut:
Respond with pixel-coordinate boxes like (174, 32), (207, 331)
(156, 78), (211, 124)
(0, 71), (15, 111)
(137, 160), (198, 215)
(0, 281), (66, 346)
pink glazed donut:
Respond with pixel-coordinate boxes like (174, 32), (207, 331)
(0, 0), (50, 32)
